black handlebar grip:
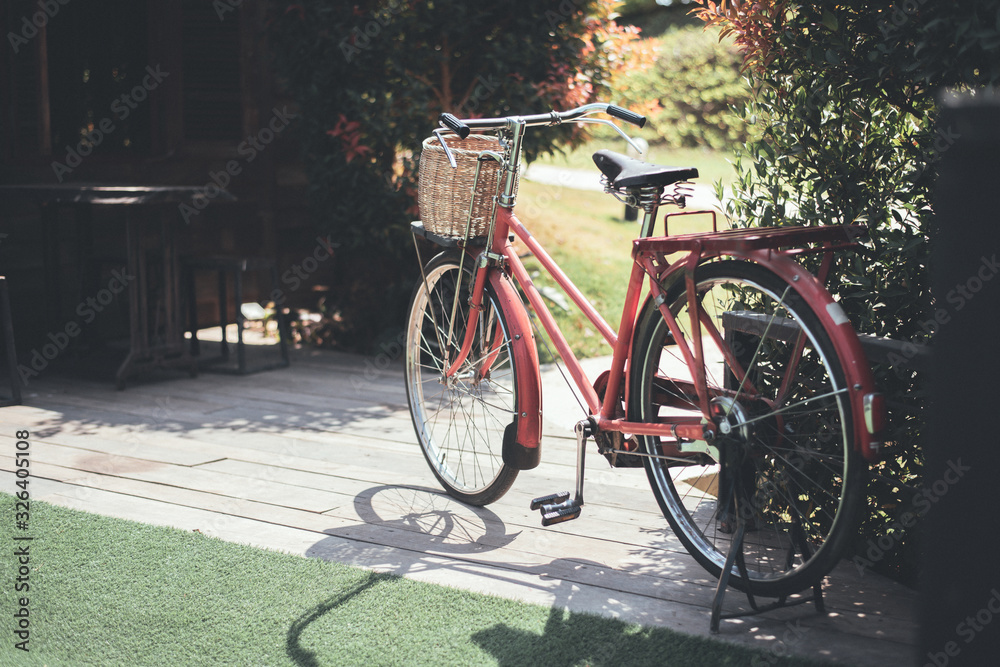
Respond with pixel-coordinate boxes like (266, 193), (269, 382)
(607, 105), (646, 129)
(439, 113), (471, 139)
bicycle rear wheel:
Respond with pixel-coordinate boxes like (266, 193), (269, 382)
(404, 251), (519, 506)
(629, 260), (865, 597)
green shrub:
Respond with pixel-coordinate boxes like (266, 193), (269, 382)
(613, 26), (754, 150)
(695, 0), (1000, 585)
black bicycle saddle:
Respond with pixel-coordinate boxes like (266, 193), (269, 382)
(593, 149), (698, 189)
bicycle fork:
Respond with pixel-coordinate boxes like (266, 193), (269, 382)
(530, 417), (594, 525)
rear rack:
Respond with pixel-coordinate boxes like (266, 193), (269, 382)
(634, 224), (869, 256)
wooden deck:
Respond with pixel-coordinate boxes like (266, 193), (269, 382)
(0, 346), (918, 665)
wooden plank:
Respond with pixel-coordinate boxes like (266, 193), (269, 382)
(28, 389), (418, 443)
(0, 457), (700, 592)
(0, 432), (221, 467)
(3, 443), (346, 513)
(1, 443), (917, 624)
(1, 406), (920, 621)
(27, 382), (409, 425)
(44, 358), (409, 408)
(4, 401), (421, 459)
(4, 397), (592, 489)
(0, 463), (917, 649)
(182, 459), (691, 556)
(0, 396), (921, 623)
(14, 386), (595, 477)
(0, 459), (712, 607)
(0, 467), (916, 664)
(9, 481), (738, 644)
(0, 433), (672, 552)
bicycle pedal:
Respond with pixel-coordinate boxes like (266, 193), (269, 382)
(541, 503), (582, 526)
(530, 491), (570, 511)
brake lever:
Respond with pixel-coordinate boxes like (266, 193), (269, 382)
(575, 118), (645, 155)
(433, 129), (458, 168)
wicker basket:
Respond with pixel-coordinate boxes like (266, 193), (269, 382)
(418, 134), (514, 239)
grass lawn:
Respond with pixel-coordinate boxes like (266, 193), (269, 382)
(532, 139), (738, 189)
(0, 496), (828, 666)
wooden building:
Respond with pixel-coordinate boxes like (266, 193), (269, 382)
(0, 0), (320, 362)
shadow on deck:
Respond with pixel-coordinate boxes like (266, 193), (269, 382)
(0, 345), (918, 665)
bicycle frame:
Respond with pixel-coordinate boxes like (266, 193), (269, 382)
(442, 203), (885, 464)
(441, 201), (715, 447)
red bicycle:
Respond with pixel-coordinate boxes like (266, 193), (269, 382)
(405, 103), (885, 600)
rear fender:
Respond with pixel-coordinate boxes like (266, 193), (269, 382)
(629, 255), (884, 463)
(742, 250), (884, 462)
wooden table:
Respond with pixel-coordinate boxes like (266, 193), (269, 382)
(0, 184), (235, 388)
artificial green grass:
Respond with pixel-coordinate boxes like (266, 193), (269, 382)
(0, 495), (829, 666)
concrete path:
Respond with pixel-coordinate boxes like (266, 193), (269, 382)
(522, 163), (729, 214)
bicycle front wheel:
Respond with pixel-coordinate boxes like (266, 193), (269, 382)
(404, 251), (519, 506)
(629, 260), (865, 597)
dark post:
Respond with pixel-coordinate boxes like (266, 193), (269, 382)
(920, 90), (1000, 666)
(0, 276), (22, 406)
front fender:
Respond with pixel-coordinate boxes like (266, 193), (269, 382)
(489, 270), (543, 469)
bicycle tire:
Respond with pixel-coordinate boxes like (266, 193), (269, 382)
(629, 260), (866, 597)
(404, 251), (519, 506)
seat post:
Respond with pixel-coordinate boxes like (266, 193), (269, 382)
(637, 186), (663, 238)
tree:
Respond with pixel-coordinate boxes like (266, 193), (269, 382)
(693, 0), (1000, 584)
(267, 0), (640, 348)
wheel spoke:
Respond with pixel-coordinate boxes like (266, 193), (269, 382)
(632, 262), (862, 596)
(405, 257), (519, 505)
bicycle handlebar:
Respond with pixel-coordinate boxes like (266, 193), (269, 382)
(439, 112), (471, 139)
(437, 102), (646, 135)
(607, 105), (646, 129)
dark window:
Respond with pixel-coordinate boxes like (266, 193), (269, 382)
(8, 43), (41, 157)
(182, 0), (242, 142)
(46, 1), (151, 155)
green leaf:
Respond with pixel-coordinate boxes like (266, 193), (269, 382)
(821, 10), (839, 32)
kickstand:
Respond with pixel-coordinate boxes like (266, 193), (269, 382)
(530, 418), (593, 525)
(710, 508), (826, 633)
